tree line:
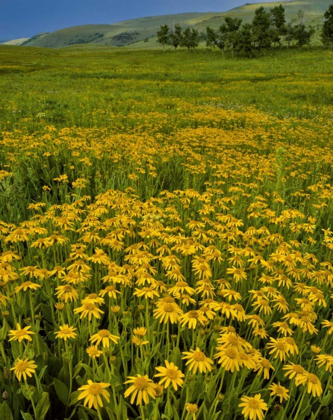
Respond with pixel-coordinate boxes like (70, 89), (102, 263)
(157, 4), (333, 55)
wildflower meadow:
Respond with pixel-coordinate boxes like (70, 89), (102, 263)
(0, 45), (332, 420)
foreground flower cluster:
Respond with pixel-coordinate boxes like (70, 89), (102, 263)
(0, 160), (332, 419)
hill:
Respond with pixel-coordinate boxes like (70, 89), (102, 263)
(12, 0), (333, 48)
(2, 38), (29, 46)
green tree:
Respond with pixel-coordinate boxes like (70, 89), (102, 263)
(157, 24), (170, 50)
(235, 23), (255, 57)
(270, 5), (286, 45)
(206, 26), (218, 49)
(224, 17), (243, 54)
(169, 24), (182, 49)
(252, 6), (274, 51)
(284, 22), (295, 48)
(293, 23), (315, 49)
(181, 28), (199, 51)
(322, 4), (333, 48)
(216, 23), (228, 53)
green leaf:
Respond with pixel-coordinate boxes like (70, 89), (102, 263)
(54, 378), (69, 405)
(165, 399), (173, 419)
(41, 304), (53, 323)
(172, 406), (180, 420)
(321, 391), (333, 407)
(105, 407), (116, 420)
(78, 408), (90, 420)
(170, 347), (182, 369)
(69, 390), (81, 406)
(20, 412), (34, 420)
(0, 402), (13, 420)
(35, 392), (50, 420)
(38, 365), (48, 382)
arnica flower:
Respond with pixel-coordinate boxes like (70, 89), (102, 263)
(55, 285), (79, 302)
(154, 361), (185, 390)
(11, 358), (37, 381)
(304, 373), (323, 397)
(267, 338), (289, 361)
(99, 285), (121, 299)
(8, 324), (34, 342)
(239, 394), (268, 420)
(153, 302), (183, 324)
(179, 310), (207, 329)
(89, 330), (120, 347)
(14, 281), (41, 294)
(73, 303), (104, 321)
(86, 345), (103, 359)
(182, 348), (214, 374)
(124, 374), (156, 405)
(78, 380), (110, 409)
(316, 354), (333, 372)
(133, 286), (160, 299)
(186, 403), (199, 419)
(269, 382), (290, 403)
(254, 358), (275, 380)
(283, 363), (308, 385)
(214, 347), (241, 372)
(321, 320), (333, 335)
(55, 324), (77, 341)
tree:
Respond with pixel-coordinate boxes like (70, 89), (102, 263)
(216, 23), (228, 53)
(270, 5), (286, 45)
(293, 23), (315, 49)
(169, 24), (182, 49)
(224, 17), (242, 54)
(206, 26), (218, 49)
(234, 23), (256, 57)
(322, 4), (333, 48)
(284, 22), (295, 48)
(157, 24), (170, 50)
(252, 6), (274, 51)
(181, 28), (199, 51)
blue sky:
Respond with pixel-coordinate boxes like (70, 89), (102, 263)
(1, 0), (288, 40)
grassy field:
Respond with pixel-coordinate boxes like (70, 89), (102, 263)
(0, 45), (332, 420)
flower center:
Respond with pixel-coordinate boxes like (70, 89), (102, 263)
(228, 335), (239, 345)
(188, 311), (198, 319)
(98, 330), (110, 337)
(293, 365), (304, 374)
(15, 330), (27, 337)
(88, 384), (102, 395)
(225, 348), (238, 359)
(134, 377), (149, 389)
(248, 399), (260, 409)
(307, 374), (318, 384)
(166, 369), (178, 380)
(176, 281), (188, 288)
(276, 342), (287, 350)
(192, 351), (205, 361)
(16, 361), (28, 371)
(164, 303), (175, 313)
(261, 359), (271, 368)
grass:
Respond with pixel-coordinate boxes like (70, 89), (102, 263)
(0, 44), (332, 420)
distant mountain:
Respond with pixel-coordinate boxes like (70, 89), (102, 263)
(2, 38), (29, 46)
(8, 0), (332, 48)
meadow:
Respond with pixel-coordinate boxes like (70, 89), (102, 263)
(0, 44), (332, 420)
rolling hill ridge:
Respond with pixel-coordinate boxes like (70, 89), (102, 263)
(5, 0), (332, 48)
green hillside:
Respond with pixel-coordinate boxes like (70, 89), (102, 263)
(18, 0), (333, 48)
